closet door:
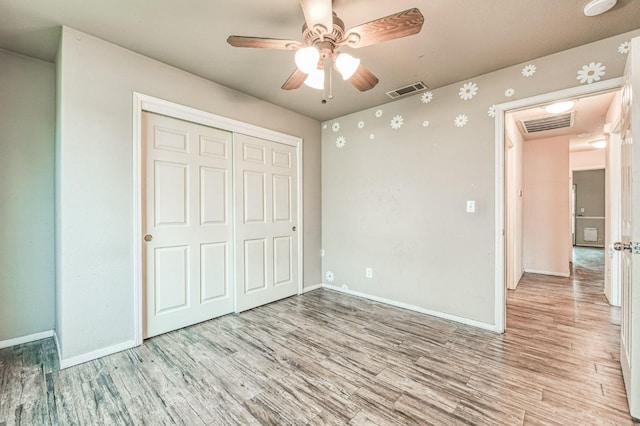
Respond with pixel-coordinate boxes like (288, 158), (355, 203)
(142, 112), (233, 338)
(234, 133), (299, 312)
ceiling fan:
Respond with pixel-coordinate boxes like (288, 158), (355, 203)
(227, 0), (424, 95)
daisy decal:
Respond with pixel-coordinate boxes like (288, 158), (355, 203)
(390, 115), (404, 129)
(332, 121), (341, 132)
(618, 41), (630, 55)
(323, 124), (327, 129)
(357, 121), (365, 129)
(325, 271), (335, 283)
(336, 136), (346, 148)
(421, 91), (434, 104)
(423, 120), (430, 127)
(459, 82), (478, 100)
(522, 64), (536, 77)
(369, 134), (375, 140)
(454, 114), (468, 128)
(488, 105), (496, 118)
(505, 88), (515, 97)
(577, 62), (606, 84)
(375, 109), (383, 118)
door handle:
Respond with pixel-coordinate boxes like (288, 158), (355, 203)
(613, 242), (630, 252)
(292, 226), (296, 232)
(613, 242), (640, 254)
(144, 234), (153, 242)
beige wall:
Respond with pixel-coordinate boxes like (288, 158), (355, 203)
(56, 27), (321, 362)
(570, 149), (606, 170)
(523, 136), (571, 276)
(321, 30), (638, 325)
(0, 49), (55, 343)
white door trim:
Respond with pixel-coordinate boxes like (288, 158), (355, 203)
(132, 93), (304, 345)
(494, 77), (623, 333)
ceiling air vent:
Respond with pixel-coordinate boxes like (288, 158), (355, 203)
(520, 112), (574, 134)
(386, 82), (428, 99)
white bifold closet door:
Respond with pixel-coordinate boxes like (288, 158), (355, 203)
(142, 112), (234, 338)
(142, 112), (299, 338)
(234, 133), (298, 312)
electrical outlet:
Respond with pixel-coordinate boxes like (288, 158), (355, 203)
(366, 267), (373, 278)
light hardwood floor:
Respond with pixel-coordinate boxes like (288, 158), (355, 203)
(1, 247), (637, 424)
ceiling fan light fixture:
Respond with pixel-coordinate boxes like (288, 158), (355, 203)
(335, 53), (361, 80)
(304, 68), (324, 90)
(295, 46), (320, 74)
(583, 0), (617, 16)
(544, 100), (576, 114)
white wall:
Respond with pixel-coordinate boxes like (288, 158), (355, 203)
(56, 27), (322, 364)
(321, 30), (638, 326)
(0, 49), (55, 343)
(505, 114), (524, 289)
(523, 136), (571, 277)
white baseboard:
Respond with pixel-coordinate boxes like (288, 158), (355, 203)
(302, 283), (323, 293)
(0, 330), (54, 350)
(524, 268), (570, 278)
(59, 339), (137, 369)
(321, 284), (498, 332)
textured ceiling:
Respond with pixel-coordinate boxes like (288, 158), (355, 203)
(0, 0), (638, 121)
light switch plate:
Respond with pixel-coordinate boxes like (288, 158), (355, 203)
(466, 200), (476, 213)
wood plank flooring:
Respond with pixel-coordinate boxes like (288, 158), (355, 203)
(1, 247), (637, 424)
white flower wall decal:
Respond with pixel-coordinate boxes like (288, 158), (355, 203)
(454, 114), (468, 128)
(323, 124), (327, 129)
(458, 82), (478, 100)
(336, 136), (346, 148)
(423, 120), (430, 127)
(488, 105), (496, 118)
(332, 122), (341, 132)
(370, 134), (375, 140)
(390, 115), (404, 129)
(618, 41), (630, 54)
(505, 88), (515, 97)
(375, 109), (383, 118)
(358, 121), (365, 129)
(421, 91), (434, 104)
(325, 271), (335, 283)
(521, 64), (536, 77)
(577, 62), (606, 84)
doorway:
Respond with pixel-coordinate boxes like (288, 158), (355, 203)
(494, 77), (623, 332)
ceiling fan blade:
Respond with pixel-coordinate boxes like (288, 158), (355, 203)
(300, 0), (334, 34)
(282, 69), (307, 90)
(348, 64), (379, 92)
(227, 36), (302, 50)
(345, 8), (424, 48)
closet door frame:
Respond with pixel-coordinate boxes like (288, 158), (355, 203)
(132, 92), (303, 345)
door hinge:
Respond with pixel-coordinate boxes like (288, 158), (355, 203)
(632, 242), (640, 254)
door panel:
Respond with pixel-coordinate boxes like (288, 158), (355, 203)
(143, 112), (233, 338)
(244, 239), (267, 293)
(200, 242), (228, 302)
(155, 161), (188, 226)
(235, 133), (298, 312)
(618, 36), (639, 419)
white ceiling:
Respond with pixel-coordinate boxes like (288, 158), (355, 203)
(0, 0), (638, 121)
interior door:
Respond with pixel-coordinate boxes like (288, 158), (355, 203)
(616, 36), (640, 419)
(143, 112), (234, 338)
(235, 133), (298, 312)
